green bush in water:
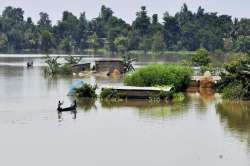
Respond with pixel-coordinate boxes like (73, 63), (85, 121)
(191, 48), (210, 66)
(44, 55), (61, 76)
(75, 84), (97, 98)
(124, 64), (193, 92)
(218, 54), (250, 100)
(44, 55), (81, 77)
(59, 55), (82, 75)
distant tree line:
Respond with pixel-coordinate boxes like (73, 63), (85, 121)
(0, 4), (249, 54)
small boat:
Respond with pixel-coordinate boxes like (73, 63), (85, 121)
(57, 100), (77, 112)
(57, 100), (77, 120)
(27, 61), (33, 68)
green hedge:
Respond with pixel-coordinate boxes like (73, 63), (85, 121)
(124, 64), (193, 91)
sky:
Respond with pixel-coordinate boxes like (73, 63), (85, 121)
(0, 0), (249, 24)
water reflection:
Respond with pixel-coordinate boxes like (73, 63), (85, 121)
(199, 88), (216, 104)
(77, 98), (97, 112)
(57, 110), (77, 121)
(137, 102), (188, 120)
(101, 99), (189, 120)
(216, 101), (250, 148)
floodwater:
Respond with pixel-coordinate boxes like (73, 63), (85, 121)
(0, 55), (250, 166)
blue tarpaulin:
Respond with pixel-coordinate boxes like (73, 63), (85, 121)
(68, 80), (85, 95)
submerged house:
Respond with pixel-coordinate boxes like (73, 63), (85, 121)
(94, 58), (124, 73)
(71, 58), (124, 75)
(72, 63), (91, 73)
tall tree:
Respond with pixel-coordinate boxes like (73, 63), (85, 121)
(40, 30), (53, 54)
(89, 32), (99, 55)
(0, 4), (248, 53)
(114, 36), (128, 55)
(139, 36), (152, 55)
(151, 31), (166, 53)
(163, 12), (180, 50)
(235, 36), (250, 53)
(38, 12), (52, 31)
(100, 5), (113, 22)
(0, 33), (8, 52)
(60, 37), (73, 55)
(2, 6), (24, 23)
(78, 12), (88, 49)
(54, 11), (79, 51)
(132, 6), (151, 36)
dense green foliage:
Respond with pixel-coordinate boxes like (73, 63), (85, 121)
(191, 48), (210, 66)
(124, 64), (193, 91)
(75, 84), (97, 98)
(0, 5), (249, 53)
(218, 54), (250, 100)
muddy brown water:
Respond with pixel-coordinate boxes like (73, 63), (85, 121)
(0, 55), (250, 166)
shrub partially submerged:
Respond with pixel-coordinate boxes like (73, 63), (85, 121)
(44, 55), (81, 77)
(44, 62), (73, 76)
(44, 56), (61, 76)
(124, 64), (193, 91)
(191, 48), (210, 66)
(218, 54), (250, 100)
(75, 84), (97, 98)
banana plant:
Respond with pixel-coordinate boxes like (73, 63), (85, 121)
(123, 54), (136, 73)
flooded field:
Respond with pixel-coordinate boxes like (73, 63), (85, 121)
(0, 55), (250, 166)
